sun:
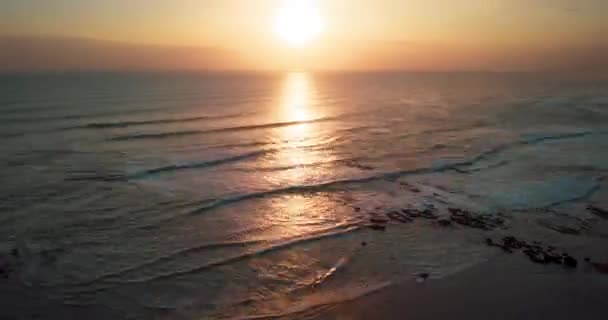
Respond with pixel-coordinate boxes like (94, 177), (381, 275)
(274, 0), (323, 47)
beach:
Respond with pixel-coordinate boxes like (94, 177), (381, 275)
(314, 253), (608, 320)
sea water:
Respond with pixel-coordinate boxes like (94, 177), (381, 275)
(1, 72), (607, 319)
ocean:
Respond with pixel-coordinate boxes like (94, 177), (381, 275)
(1, 72), (607, 319)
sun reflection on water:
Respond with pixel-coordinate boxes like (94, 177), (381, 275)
(269, 72), (331, 185)
(218, 74), (354, 316)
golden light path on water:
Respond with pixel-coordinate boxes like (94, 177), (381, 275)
(221, 73), (359, 318)
(271, 72), (327, 185)
(262, 72), (342, 238)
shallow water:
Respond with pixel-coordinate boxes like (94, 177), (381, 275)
(1, 72), (607, 319)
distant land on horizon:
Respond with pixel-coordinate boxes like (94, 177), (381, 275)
(1, 35), (606, 74)
(0, 35), (246, 72)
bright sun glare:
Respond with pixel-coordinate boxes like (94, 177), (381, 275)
(275, 0), (323, 47)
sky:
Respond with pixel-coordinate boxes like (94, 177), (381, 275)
(1, 0), (606, 71)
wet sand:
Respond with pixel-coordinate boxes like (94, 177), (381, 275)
(311, 255), (608, 320)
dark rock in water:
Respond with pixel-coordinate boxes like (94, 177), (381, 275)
(354, 207), (361, 212)
(420, 209), (438, 219)
(10, 248), (18, 257)
(584, 257), (591, 262)
(400, 208), (439, 220)
(416, 272), (430, 283)
(563, 256), (578, 268)
(524, 249), (549, 264)
(547, 252), (563, 264)
(448, 208), (466, 218)
(591, 262), (608, 274)
(361, 241), (367, 247)
(370, 217), (388, 224)
(486, 236), (578, 267)
(369, 224), (386, 231)
(437, 218), (452, 227)
(587, 205), (608, 219)
(0, 256), (13, 278)
(448, 208), (503, 230)
(500, 245), (514, 254)
(387, 211), (413, 224)
(401, 208), (421, 218)
(501, 236), (527, 250)
(399, 182), (421, 193)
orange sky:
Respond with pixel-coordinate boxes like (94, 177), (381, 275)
(1, 0), (606, 71)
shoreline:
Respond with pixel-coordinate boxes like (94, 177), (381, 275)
(310, 254), (608, 320)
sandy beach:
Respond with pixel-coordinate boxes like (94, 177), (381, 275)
(310, 254), (608, 320)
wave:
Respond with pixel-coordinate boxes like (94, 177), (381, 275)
(234, 157), (372, 173)
(64, 224), (361, 293)
(131, 129), (608, 229)
(65, 150), (269, 182)
(0, 106), (170, 125)
(134, 165), (456, 230)
(128, 150), (270, 179)
(544, 179), (604, 209)
(115, 225), (360, 284)
(62, 239), (269, 288)
(233, 281), (393, 320)
(204, 141), (272, 150)
(63, 113), (248, 130)
(395, 121), (490, 140)
(463, 130), (608, 166)
(108, 117), (336, 141)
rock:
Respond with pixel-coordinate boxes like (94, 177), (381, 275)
(420, 209), (438, 220)
(437, 218), (452, 227)
(361, 241), (367, 246)
(505, 236), (527, 249)
(370, 217), (388, 224)
(587, 205), (608, 219)
(448, 208), (467, 217)
(546, 252), (563, 264)
(485, 238), (494, 246)
(563, 256), (578, 268)
(591, 262), (608, 274)
(448, 208), (503, 230)
(524, 249), (549, 264)
(500, 245), (514, 254)
(399, 182), (421, 193)
(369, 224), (386, 231)
(584, 257), (591, 262)
(401, 209), (421, 218)
(387, 211), (413, 224)
(502, 236), (516, 244)
(416, 273), (430, 283)
(0, 256), (13, 278)
(354, 207), (361, 212)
